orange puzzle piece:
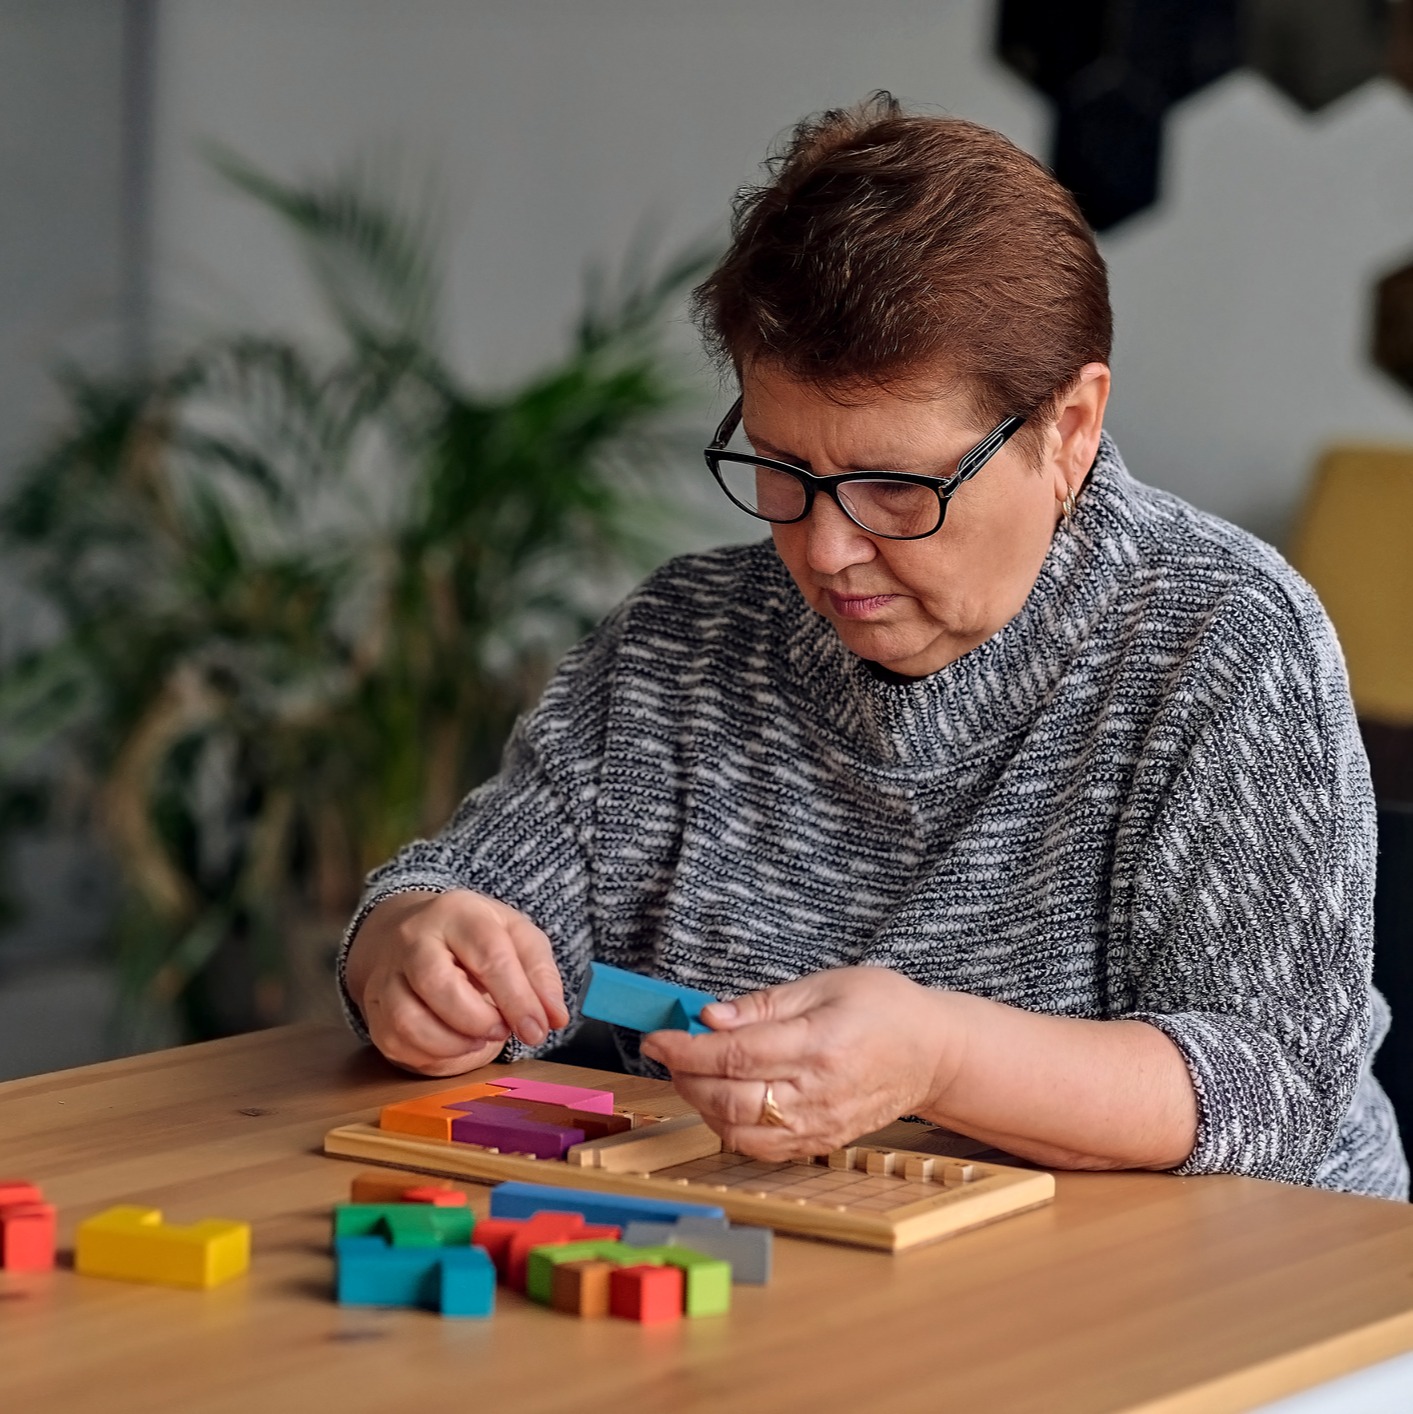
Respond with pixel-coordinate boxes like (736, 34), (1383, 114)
(378, 1083), (508, 1141)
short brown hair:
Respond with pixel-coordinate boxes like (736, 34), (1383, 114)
(692, 93), (1111, 452)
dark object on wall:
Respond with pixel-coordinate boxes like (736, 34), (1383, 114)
(998, 0), (1242, 230)
(1372, 804), (1413, 1166)
(1365, 723), (1413, 806)
(1391, 0), (1413, 93)
(1374, 258), (1413, 398)
(1050, 74), (1166, 234)
(998, 0), (1405, 232)
(1244, 0), (1389, 113)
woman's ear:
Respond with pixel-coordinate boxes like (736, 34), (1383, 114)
(1048, 363), (1111, 500)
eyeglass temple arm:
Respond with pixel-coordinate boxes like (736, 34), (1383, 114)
(709, 396), (745, 451)
(951, 416), (1027, 486)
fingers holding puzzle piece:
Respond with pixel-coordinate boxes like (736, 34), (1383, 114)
(579, 962), (718, 1035)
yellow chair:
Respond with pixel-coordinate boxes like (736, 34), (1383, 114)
(1287, 445), (1413, 727)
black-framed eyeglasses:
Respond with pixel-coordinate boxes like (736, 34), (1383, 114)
(703, 396), (1026, 541)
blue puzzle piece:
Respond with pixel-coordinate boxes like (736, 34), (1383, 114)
(489, 1180), (725, 1230)
(580, 962), (716, 1035)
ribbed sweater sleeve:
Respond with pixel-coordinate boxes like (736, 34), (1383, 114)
(1117, 587), (1377, 1185)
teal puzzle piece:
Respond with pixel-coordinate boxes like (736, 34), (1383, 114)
(580, 962), (717, 1036)
(335, 1235), (495, 1318)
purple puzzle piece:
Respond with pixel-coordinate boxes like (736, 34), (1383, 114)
(448, 1101), (585, 1160)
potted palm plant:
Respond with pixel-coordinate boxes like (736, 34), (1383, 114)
(0, 152), (709, 1050)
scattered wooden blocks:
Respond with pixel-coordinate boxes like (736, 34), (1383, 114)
(0, 1181), (55, 1273)
(551, 1258), (615, 1317)
(580, 962), (717, 1035)
(522, 1235), (730, 1317)
(622, 1217), (772, 1285)
(75, 1206), (249, 1289)
(333, 1203), (474, 1247)
(610, 1264), (684, 1325)
(335, 1236), (494, 1318)
(336, 1236), (441, 1308)
(437, 1246), (496, 1318)
(401, 1185), (469, 1206)
(490, 1180), (724, 1229)
(348, 1172), (467, 1206)
(655, 1245), (731, 1317)
(525, 1240), (634, 1305)
(470, 1210), (620, 1291)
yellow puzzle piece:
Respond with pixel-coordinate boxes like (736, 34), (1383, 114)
(75, 1205), (250, 1288)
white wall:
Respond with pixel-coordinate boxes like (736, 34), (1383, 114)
(0, 0), (128, 473)
(150, 0), (1413, 547)
(0, 1), (130, 976)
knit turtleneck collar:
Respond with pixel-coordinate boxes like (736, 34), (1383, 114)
(778, 432), (1145, 767)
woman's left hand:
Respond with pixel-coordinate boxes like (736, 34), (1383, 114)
(639, 966), (960, 1160)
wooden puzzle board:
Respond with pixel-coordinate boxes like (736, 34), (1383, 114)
(323, 1115), (1054, 1252)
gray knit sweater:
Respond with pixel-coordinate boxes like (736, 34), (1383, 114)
(342, 435), (1408, 1200)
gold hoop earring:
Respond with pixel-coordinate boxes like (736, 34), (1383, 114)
(1061, 487), (1077, 526)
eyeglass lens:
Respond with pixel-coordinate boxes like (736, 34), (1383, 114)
(714, 460), (940, 538)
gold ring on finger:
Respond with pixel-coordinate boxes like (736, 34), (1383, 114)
(758, 1081), (788, 1128)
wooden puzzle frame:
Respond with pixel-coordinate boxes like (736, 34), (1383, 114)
(324, 1098), (1054, 1252)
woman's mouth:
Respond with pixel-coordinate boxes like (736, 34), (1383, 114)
(826, 591), (898, 620)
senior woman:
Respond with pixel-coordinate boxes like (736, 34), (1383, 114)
(340, 95), (1406, 1199)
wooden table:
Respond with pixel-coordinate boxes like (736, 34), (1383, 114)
(3, 1024), (1413, 1414)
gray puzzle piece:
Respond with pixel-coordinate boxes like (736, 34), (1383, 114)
(622, 1217), (772, 1285)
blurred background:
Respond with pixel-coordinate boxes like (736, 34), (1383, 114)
(2, 1), (1411, 1091)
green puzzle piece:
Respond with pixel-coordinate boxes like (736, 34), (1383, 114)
(332, 1203), (475, 1248)
(525, 1240), (636, 1303)
(656, 1246), (732, 1318)
(524, 1239), (730, 1316)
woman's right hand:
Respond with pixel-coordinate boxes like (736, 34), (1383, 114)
(344, 889), (570, 1076)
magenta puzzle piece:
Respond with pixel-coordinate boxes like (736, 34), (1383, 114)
(486, 1077), (616, 1114)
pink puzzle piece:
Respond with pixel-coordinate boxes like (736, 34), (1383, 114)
(488, 1078), (616, 1115)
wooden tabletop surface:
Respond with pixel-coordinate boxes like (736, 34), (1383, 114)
(3, 1023), (1413, 1414)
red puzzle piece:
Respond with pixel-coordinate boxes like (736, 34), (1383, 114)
(401, 1186), (468, 1207)
(609, 1264), (683, 1325)
(472, 1211), (620, 1291)
(0, 1200), (56, 1272)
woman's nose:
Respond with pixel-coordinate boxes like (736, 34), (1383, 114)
(803, 492), (878, 575)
